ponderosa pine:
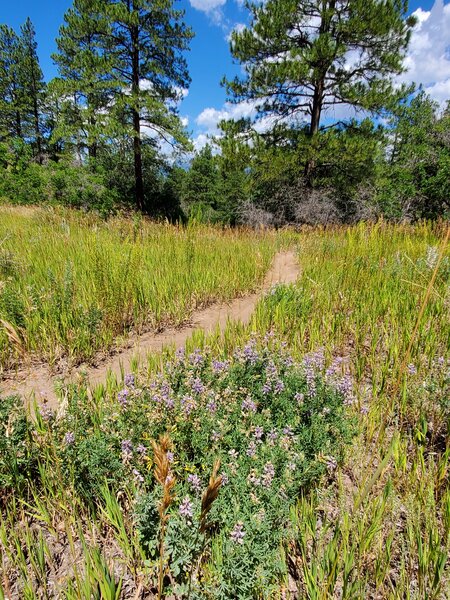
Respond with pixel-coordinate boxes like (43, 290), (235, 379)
(226, 0), (416, 141)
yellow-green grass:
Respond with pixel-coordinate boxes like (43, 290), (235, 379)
(0, 205), (284, 371)
(251, 221), (449, 598)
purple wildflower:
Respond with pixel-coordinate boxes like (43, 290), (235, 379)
(336, 375), (355, 405)
(294, 392), (304, 404)
(283, 354), (294, 368)
(64, 431), (75, 445)
(274, 380), (285, 394)
(407, 363), (417, 375)
(253, 426), (264, 440)
(262, 462), (275, 488)
(305, 367), (316, 397)
(243, 342), (259, 365)
(230, 522), (246, 544)
(136, 444), (147, 455)
(164, 396), (175, 409)
(121, 439), (133, 459)
(124, 373), (135, 388)
(221, 472), (229, 485)
(262, 381), (272, 395)
(188, 473), (202, 493)
(325, 356), (345, 379)
(282, 425), (294, 437)
(207, 399), (217, 413)
(40, 406), (54, 422)
(248, 472), (261, 486)
(191, 377), (205, 394)
(132, 468), (144, 483)
(265, 361), (278, 379)
(242, 396), (257, 413)
(212, 359), (229, 373)
(175, 347), (185, 360)
(179, 496), (193, 520)
(118, 389), (129, 407)
(267, 429), (278, 442)
(211, 430), (221, 442)
(246, 441), (257, 457)
(181, 395), (196, 416)
(167, 451), (174, 463)
(189, 348), (204, 366)
(303, 348), (325, 372)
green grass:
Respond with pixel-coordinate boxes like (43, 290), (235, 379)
(0, 205), (283, 371)
(0, 213), (449, 598)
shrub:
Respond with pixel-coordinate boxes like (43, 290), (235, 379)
(47, 335), (355, 596)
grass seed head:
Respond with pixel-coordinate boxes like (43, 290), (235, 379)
(200, 459), (222, 533)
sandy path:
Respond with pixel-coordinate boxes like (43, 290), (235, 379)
(1, 250), (299, 406)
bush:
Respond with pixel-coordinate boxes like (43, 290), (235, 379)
(0, 159), (117, 215)
(46, 335), (355, 596)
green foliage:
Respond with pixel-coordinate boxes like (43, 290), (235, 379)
(0, 396), (37, 494)
(180, 144), (223, 222)
(52, 0), (194, 211)
(0, 153), (117, 214)
(376, 92), (450, 220)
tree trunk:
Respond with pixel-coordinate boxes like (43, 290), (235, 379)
(32, 95), (42, 164)
(309, 80), (324, 137)
(304, 79), (324, 182)
(130, 5), (144, 212)
(88, 108), (97, 162)
(30, 60), (42, 163)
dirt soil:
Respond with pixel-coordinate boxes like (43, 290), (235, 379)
(1, 250), (299, 407)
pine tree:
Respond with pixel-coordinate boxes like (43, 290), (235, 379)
(0, 25), (23, 140)
(53, 0), (116, 161)
(19, 18), (46, 162)
(104, 0), (194, 211)
(226, 0), (416, 139)
(0, 20), (46, 160)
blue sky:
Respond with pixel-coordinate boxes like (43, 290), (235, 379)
(1, 0), (449, 149)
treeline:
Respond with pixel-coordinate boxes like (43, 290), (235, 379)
(0, 0), (448, 224)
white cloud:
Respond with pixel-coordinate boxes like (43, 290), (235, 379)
(226, 22), (246, 42)
(190, 0), (228, 26)
(401, 0), (450, 106)
(190, 0), (226, 10)
(192, 133), (211, 151)
(196, 100), (259, 134)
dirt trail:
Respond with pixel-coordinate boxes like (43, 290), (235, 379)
(1, 251), (299, 407)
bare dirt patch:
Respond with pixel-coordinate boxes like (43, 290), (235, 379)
(1, 250), (299, 407)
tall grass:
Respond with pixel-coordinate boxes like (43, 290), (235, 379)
(0, 206), (282, 371)
(251, 220), (449, 598)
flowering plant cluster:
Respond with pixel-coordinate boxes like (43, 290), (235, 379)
(4, 335), (356, 597)
(53, 335), (353, 594)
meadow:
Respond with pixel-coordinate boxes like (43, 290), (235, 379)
(0, 209), (449, 599)
(0, 206), (281, 372)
